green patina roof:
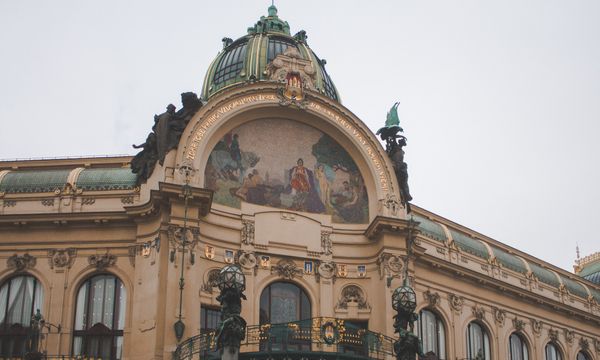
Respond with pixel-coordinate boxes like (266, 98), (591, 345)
(201, 6), (340, 102)
(491, 246), (528, 274)
(449, 230), (490, 259)
(528, 261), (560, 287)
(411, 214), (447, 243)
(559, 274), (589, 298)
(76, 168), (137, 191)
(0, 169), (71, 193)
(580, 261), (600, 278)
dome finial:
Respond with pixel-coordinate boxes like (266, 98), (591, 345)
(268, 1), (278, 17)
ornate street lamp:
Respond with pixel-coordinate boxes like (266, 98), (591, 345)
(216, 265), (247, 360)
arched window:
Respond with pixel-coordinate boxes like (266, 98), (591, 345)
(417, 309), (446, 359)
(577, 351), (591, 360)
(509, 333), (529, 360)
(0, 275), (44, 357)
(259, 282), (311, 352)
(545, 343), (562, 360)
(72, 274), (126, 360)
(466, 321), (491, 360)
(259, 282), (310, 324)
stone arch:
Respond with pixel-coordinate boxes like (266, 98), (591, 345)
(504, 331), (533, 360)
(174, 85), (401, 222)
(0, 267), (51, 316)
(255, 275), (318, 320)
(543, 339), (566, 360)
(463, 317), (496, 360)
(201, 267), (221, 294)
(415, 305), (450, 359)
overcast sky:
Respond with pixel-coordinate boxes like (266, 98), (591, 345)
(1, 0), (599, 272)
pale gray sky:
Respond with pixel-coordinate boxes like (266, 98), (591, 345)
(1, 0), (599, 271)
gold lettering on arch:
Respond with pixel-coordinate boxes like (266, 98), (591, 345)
(184, 92), (390, 192)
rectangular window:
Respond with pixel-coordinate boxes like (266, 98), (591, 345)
(339, 320), (368, 356)
(200, 305), (221, 333)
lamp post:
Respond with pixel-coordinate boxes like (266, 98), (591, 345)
(392, 218), (424, 360)
(216, 264), (247, 360)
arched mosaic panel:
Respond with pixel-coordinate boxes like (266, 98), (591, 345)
(204, 119), (368, 223)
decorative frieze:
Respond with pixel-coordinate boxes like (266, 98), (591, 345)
(3, 200), (16, 207)
(41, 199), (54, 207)
(88, 253), (117, 270)
(48, 248), (76, 269)
(7, 253), (36, 272)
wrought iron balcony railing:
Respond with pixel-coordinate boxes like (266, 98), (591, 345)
(173, 317), (396, 360)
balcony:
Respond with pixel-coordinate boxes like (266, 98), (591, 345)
(173, 318), (395, 360)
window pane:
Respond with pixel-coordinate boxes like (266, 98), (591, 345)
(74, 282), (88, 330)
(0, 282), (8, 324)
(116, 281), (126, 330)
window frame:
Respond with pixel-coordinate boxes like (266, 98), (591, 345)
(417, 308), (446, 359)
(508, 332), (529, 360)
(544, 342), (563, 360)
(72, 273), (126, 360)
(466, 321), (491, 360)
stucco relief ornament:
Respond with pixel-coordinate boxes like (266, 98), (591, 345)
(531, 319), (543, 336)
(7, 253), (36, 272)
(201, 269), (220, 294)
(272, 259), (303, 279)
(548, 329), (559, 343)
(378, 253), (404, 279)
(321, 231), (333, 256)
(593, 338), (600, 353)
(579, 337), (589, 351)
(48, 248), (76, 269)
(317, 261), (336, 280)
(241, 220), (255, 245)
(448, 293), (464, 313)
(423, 290), (440, 308)
(237, 251), (257, 270)
(337, 285), (369, 310)
(565, 329), (575, 344)
(472, 305), (485, 321)
(513, 318), (525, 332)
(492, 306), (506, 326)
(380, 193), (400, 217)
(88, 253), (117, 270)
(267, 46), (315, 108)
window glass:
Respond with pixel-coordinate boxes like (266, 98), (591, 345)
(545, 343), (562, 360)
(509, 333), (529, 360)
(73, 274), (126, 360)
(577, 352), (590, 360)
(466, 322), (490, 360)
(201, 306), (221, 333)
(417, 309), (446, 359)
(0, 275), (44, 358)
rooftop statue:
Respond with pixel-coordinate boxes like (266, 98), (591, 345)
(377, 102), (413, 211)
(131, 92), (203, 185)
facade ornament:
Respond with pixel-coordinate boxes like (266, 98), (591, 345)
(131, 92), (202, 184)
(593, 338), (600, 353)
(472, 304), (485, 321)
(422, 290), (440, 308)
(267, 46), (315, 108)
(88, 253), (117, 270)
(378, 253), (404, 279)
(121, 196), (134, 204)
(548, 328), (559, 343)
(201, 269), (221, 294)
(492, 306), (506, 326)
(580, 337), (589, 351)
(380, 193), (400, 217)
(48, 248), (76, 269)
(376, 102), (412, 212)
(321, 230), (333, 256)
(7, 253), (36, 272)
(317, 261), (336, 280)
(237, 251), (257, 270)
(531, 319), (543, 336)
(241, 220), (255, 245)
(3, 200), (16, 207)
(41, 199), (54, 207)
(337, 285), (369, 310)
(513, 318), (525, 332)
(81, 197), (95, 205)
(272, 259), (302, 279)
(565, 329), (575, 344)
(168, 225), (199, 265)
(448, 293), (464, 313)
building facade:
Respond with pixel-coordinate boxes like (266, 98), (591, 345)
(1, 6), (599, 360)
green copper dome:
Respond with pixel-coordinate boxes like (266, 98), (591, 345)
(201, 6), (340, 102)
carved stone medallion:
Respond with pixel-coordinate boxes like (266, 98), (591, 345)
(272, 259), (302, 279)
(492, 306), (506, 326)
(548, 329), (559, 342)
(237, 251), (257, 270)
(448, 293), (464, 313)
(565, 329), (575, 344)
(472, 305), (485, 321)
(531, 319), (543, 336)
(7, 253), (36, 272)
(88, 253), (117, 270)
(48, 248), (77, 269)
(513, 318), (525, 332)
(318, 261), (336, 280)
(423, 290), (440, 308)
